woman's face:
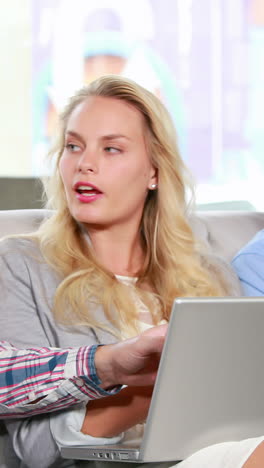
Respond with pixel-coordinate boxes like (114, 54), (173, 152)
(59, 96), (157, 231)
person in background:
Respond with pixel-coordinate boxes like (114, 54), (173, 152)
(1, 74), (263, 467)
(0, 325), (167, 418)
(232, 229), (264, 296)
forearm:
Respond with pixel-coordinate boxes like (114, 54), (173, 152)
(0, 343), (120, 417)
(81, 385), (153, 438)
(243, 441), (264, 467)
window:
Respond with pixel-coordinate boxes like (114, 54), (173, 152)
(1, 0), (264, 210)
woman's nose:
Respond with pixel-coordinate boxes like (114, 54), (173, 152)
(78, 151), (98, 174)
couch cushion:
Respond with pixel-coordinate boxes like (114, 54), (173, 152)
(1, 209), (264, 261)
(194, 211), (264, 261)
(0, 209), (51, 237)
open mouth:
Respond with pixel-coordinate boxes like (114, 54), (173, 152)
(75, 185), (102, 197)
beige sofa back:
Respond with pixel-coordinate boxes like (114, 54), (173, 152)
(0, 209), (264, 261)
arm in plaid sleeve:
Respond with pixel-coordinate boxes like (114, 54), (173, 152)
(0, 342), (119, 418)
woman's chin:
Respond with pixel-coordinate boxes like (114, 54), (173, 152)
(70, 205), (103, 224)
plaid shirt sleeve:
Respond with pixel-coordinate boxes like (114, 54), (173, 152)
(0, 342), (120, 418)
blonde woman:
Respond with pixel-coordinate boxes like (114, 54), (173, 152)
(0, 75), (261, 468)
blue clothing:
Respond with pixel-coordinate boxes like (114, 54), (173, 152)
(232, 229), (264, 296)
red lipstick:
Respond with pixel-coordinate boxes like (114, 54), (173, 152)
(73, 182), (103, 203)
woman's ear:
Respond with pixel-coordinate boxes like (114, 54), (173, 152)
(148, 167), (158, 190)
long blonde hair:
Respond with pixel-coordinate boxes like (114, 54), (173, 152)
(36, 75), (229, 336)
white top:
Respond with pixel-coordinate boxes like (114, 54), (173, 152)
(115, 274), (167, 338)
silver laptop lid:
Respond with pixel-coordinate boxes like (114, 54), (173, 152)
(141, 297), (264, 462)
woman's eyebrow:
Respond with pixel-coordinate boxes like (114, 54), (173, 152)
(101, 134), (131, 141)
(65, 131), (132, 143)
(65, 130), (85, 143)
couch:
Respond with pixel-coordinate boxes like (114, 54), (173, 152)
(1, 209), (264, 261)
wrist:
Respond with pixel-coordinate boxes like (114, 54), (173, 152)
(94, 344), (117, 389)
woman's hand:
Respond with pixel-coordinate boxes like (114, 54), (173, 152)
(81, 385), (153, 438)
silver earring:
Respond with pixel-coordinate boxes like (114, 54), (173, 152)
(151, 184), (157, 189)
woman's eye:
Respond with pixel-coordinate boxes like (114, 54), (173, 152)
(65, 143), (80, 152)
(104, 146), (121, 154)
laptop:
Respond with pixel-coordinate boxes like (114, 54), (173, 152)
(60, 297), (264, 463)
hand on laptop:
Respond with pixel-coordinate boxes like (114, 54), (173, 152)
(95, 323), (168, 389)
(82, 325), (167, 438)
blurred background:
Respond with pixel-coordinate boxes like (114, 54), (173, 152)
(1, 0), (264, 210)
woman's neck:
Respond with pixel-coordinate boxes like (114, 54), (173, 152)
(86, 225), (145, 276)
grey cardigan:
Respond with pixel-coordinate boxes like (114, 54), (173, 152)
(0, 237), (241, 468)
(0, 238), (119, 468)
